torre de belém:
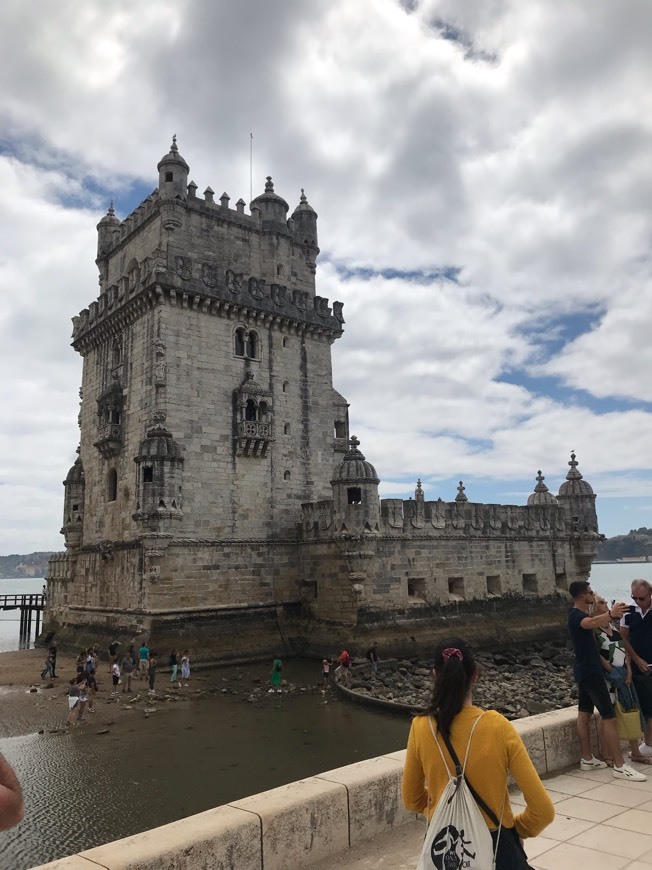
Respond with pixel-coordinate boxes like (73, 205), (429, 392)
(45, 139), (602, 659)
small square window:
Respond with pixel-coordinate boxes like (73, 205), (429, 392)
(448, 577), (464, 599)
(523, 573), (538, 594)
(143, 467), (153, 483)
(486, 575), (501, 596)
(347, 487), (362, 504)
(165, 171), (173, 182)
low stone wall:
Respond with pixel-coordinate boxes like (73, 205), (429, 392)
(30, 707), (596, 870)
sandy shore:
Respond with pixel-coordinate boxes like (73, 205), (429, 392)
(0, 648), (201, 740)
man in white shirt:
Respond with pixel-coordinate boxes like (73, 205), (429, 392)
(621, 579), (652, 757)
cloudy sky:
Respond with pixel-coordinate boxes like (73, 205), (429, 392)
(1, 0), (651, 553)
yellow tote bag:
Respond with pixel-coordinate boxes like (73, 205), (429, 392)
(615, 701), (642, 741)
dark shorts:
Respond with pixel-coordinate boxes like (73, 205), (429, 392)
(577, 673), (615, 719)
(633, 670), (652, 719)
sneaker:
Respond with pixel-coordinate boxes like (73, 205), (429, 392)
(580, 756), (608, 770)
(638, 742), (652, 757)
(613, 763), (647, 782)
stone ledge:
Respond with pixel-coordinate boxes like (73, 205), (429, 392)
(28, 707), (597, 870)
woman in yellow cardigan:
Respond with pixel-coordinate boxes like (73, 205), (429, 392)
(402, 637), (554, 868)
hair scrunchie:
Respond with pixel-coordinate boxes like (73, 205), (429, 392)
(442, 647), (463, 662)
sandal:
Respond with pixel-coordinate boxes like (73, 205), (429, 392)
(602, 757), (615, 768)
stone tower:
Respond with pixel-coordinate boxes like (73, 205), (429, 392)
(47, 139), (349, 646)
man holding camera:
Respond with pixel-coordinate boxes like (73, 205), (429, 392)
(621, 578), (652, 757)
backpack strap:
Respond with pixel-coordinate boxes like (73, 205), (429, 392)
(429, 713), (501, 828)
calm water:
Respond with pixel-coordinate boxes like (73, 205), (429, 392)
(0, 562), (650, 869)
(0, 578), (43, 652)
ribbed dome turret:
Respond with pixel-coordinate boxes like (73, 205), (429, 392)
(528, 470), (558, 506)
(331, 436), (379, 485)
(250, 176), (289, 224)
(156, 135), (190, 174)
(291, 188), (318, 248)
(64, 456), (85, 485)
(157, 135), (189, 200)
(558, 452), (594, 497)
(97, 201), (121, 229)
(137, 424), (182, 459)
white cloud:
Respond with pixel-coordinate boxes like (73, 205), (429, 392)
(1, 0), (652, 551)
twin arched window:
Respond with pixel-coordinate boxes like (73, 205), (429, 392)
(234, 328), (260, 359)
(244, 399), (269, 423)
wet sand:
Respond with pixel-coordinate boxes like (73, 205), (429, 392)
(0, 648), (205, 739)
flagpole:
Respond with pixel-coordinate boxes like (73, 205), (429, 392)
(250, 133), (253, 204)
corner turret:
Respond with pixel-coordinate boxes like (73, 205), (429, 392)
(250, 176), (289, 228)
(527, 471), (558, 506)
(292, 189), (319, 251)
(96, 201), (121, 259)
(157, 135), (190, 200)
(331, 436), (380, 534)
(557, 451), (598, 533)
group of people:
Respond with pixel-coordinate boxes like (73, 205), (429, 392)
(62, 642), (192, 726)
(568, 577), (652, 780)
(320, 644), (379, 689)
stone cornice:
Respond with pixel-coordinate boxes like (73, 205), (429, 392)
(73, 276), (344, 353)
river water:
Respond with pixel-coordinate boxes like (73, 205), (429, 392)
(1, 563), (651, 869)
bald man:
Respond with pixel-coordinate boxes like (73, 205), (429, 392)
(621, 578), (652, 756)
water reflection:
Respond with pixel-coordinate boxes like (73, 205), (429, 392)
(0, 660), (410, 870)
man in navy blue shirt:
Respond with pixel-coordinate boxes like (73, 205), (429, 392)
(568, 580), (646, 781)
(621, 579), (652, 757)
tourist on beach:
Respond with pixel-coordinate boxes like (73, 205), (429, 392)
(148, 652), (157, 694)
(48, 642), (58, 678)
(0, 753), (24, 830)
(108, 639), (120, 672)
(366, 642), (379, 678)
(138, 641), (150, 680)
(111, 659), (121, 695)
(402, 637), (555, 868)
(76, 649), (86, 675)
(169, 649), (179, 685)
(180, 650), (190, 686)
(67, 678), (80, 727)
(85, 668), (97, 713)
(75, 673), (89, 723)
(593, 594), (648, 764)
(322, 658), (330, 687)
(269, 656), (283, 693)
(120, 651), (133, 694)
(336, 649), (352, 687)
(40, 650), (55, 681)
(568, 580), (645, 780)
(621, 578), (652, 758)
(84, 648), (95, 675)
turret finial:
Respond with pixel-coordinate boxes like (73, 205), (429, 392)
(265, 176), (274, 193)
(300, 188), (307, 202)
(415, 479), (424, 502)
(107, 200), (115, 216)
(171, 134), (178, 152)
(566, 451), (583, 481)
(455, 480), (468, 503)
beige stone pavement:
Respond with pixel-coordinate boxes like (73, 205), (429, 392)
(309, 759), (652, 870)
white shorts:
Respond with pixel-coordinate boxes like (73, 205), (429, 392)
(68, 697), (79, 710)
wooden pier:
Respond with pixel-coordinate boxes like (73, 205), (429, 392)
(0, 594), (45, 644)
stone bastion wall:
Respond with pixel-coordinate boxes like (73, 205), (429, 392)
(30, 707), (598, 870)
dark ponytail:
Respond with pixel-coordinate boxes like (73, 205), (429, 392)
(423, 637), (477, 739)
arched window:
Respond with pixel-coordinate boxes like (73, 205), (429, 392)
(111, 339), (123, 368)
(282, 381), (289, 393)
(234, 328), (246, 356)
(107, 469), (118, 502)
(284, 470), (291, 481)
(282, 337), (288, 348)
(276, 264), (284, 277)
(245, 399), (257, 421)
(246, 330), (258, 359)
(284, 423), (290, 435)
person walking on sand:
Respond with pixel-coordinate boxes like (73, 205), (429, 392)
(366, 642), (379, 679)
(85, 668), (97, 714)
(75, 674), (89, 724)
(66, 678), (80, 727)
(41, 650), (55, 680)
(138, 641), (149, 680)
(148, 652), (157, 694)
(169, 649), (179, 685)
(322, 658), (331, 688)
(269, 656), (283, 693)
(336, 649), (352, 687)
(111, 658), (121, 695)
(121, 651), (133, 694)
(108, 639), (120, 673)
(180, 650), (190, 686)
(48, 642), (58, 678)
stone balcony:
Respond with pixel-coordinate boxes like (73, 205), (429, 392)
(235, 420), (273, 458)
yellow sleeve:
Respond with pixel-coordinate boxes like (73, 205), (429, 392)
(402, 719), (428, 815)
(504, 721), (555, 838)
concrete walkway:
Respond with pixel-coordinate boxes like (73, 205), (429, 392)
(309, 760), (652, 870)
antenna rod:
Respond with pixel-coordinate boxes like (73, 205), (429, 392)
(250, 133), (253, 204)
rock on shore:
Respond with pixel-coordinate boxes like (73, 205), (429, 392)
(349, 641), (577, 719)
